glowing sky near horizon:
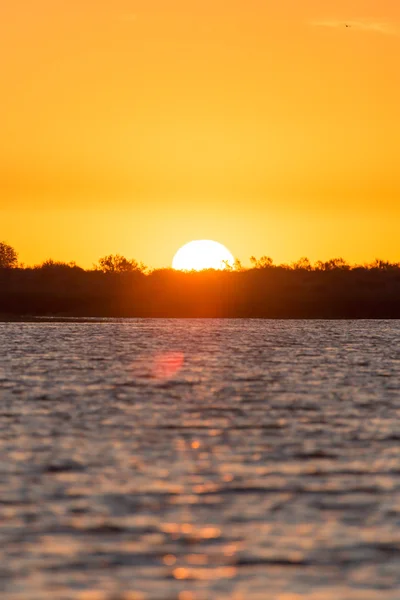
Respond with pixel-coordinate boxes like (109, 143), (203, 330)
(1, 1), (400, 267)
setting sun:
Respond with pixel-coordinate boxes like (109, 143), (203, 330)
(172, 240), (234, 271)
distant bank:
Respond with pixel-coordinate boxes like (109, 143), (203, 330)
(2, 261), (400, 319)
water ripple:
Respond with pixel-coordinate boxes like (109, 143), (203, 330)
(1, 319), (400, 599)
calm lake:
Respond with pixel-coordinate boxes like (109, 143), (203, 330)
(1, 319), (400, 599)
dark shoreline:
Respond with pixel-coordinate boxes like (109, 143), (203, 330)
(2, 264), (400, 320)
(2, 316), (400, 322)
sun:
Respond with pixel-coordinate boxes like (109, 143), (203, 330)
(172, 240), (235, 271)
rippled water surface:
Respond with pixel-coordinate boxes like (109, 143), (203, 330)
(1, 319), (400, 600)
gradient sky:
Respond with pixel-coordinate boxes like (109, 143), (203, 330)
(1, 0), (400, 267)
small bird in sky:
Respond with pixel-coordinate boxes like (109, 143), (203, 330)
(345, 24), (351, 28)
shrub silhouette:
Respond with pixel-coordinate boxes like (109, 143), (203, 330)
(250, 256), (274, 269)
(34, 259), (84, 272)
(96, 254), (147, 273)
(0, 242), (18, 269)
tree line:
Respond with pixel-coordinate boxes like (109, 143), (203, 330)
(2, 241), (400, 318)
(2, 241), (400, 273)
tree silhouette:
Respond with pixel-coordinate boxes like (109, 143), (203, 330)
(34, 259), (84, 272)
(222, 258), (243, 271)
(0, 242), (18, 268)
(315, 257), (350, 271)
(291, 257), (312, 271)
(250, 256), (274, 269)
(96, 254), (147, 273)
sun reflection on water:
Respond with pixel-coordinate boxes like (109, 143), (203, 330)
(153, 351), (184, 380)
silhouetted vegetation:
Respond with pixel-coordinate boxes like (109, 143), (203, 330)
(95, 255), (147, 274)
(0, 242), (18, 269)
(2, 242), (400, 318)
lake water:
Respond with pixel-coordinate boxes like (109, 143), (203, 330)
(1, 319), (400, 599)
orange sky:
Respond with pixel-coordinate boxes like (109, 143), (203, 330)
(1, 0), (400, 267)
